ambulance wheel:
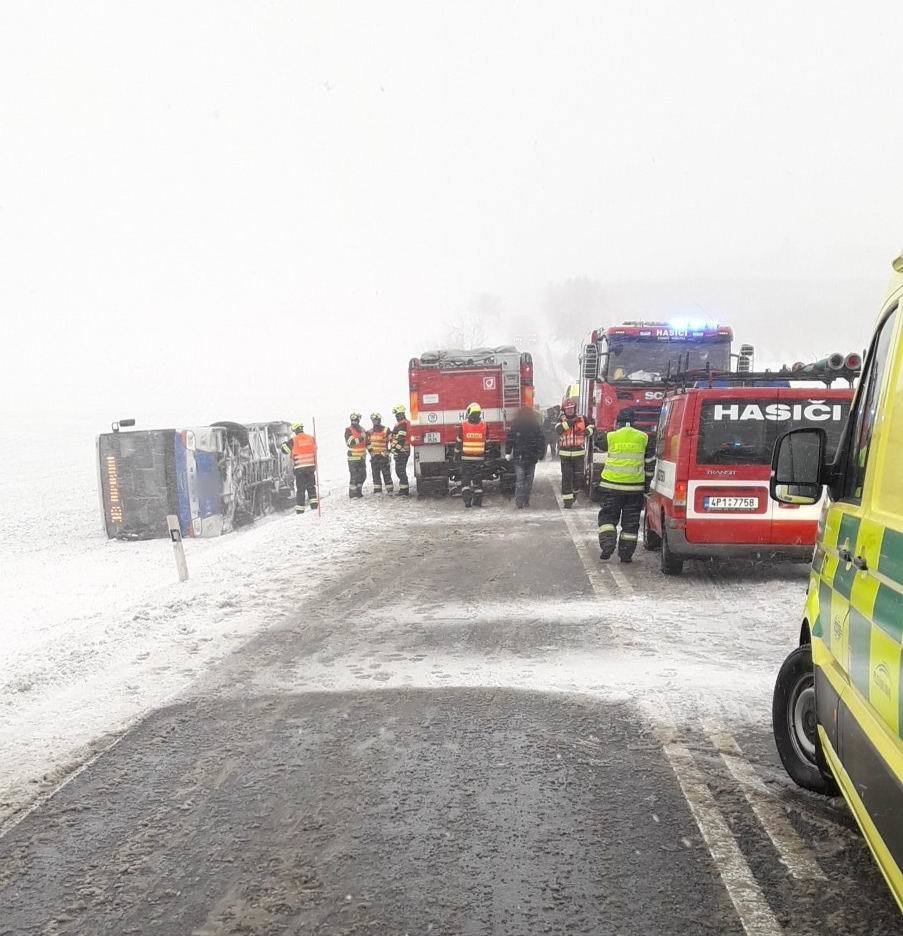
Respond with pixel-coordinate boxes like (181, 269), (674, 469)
(643, 513), (662, 551)
(772, 645), (839, 796)
(660, 527), (683, 575)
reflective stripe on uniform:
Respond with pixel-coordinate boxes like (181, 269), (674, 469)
(598, 523), (616, 533)
(598, 479), (645, 492)
(620, 533), (638, 541)
(559, 450), (586, 458)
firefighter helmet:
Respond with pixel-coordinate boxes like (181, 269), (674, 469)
(617, 407), (637, 426)
(392, 404), (406, 416)
(370, 412), (382, 422)
(561, 399), (577, 417)
(350, 412), (362, 421)
(291, 422), (304, 432)
(465, 402), (482, 417)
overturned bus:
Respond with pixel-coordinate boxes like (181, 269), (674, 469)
(97, 419), (296, 540)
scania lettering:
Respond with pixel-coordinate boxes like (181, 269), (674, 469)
(407, 347), (533, 496)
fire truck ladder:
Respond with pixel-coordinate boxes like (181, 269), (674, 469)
(502, 371), (521, 412)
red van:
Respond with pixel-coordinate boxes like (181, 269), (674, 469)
(644, 384), (853, 574)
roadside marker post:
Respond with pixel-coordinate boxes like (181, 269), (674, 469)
(166, 514), (189, 582)
(312, 416), (323, 518)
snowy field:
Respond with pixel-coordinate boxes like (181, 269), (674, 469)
(0, 411), (389, 826)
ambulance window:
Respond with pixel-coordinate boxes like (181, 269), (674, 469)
(840, 306), (897, 502)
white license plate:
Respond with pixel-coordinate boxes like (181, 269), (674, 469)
(423, 431), (441, 444)
(704, 496), (759, 511)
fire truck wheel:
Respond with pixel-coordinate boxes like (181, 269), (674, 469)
(642, 513), (662, 551)
(660, 528), (684, 575)
(772, 645), (840, 796)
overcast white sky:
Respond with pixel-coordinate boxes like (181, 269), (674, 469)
(2, 2), (901, 425)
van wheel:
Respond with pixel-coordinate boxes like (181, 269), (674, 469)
(660, 527), (683, 575)
(643, 513), (662, 551)
(772, 645), (839, 796)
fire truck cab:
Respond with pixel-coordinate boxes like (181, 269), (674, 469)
(644, 363), (858, 574)
(578, 321), (735, 499)
(408, 347), (534, 496)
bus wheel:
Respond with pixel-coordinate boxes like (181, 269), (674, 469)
(660, 527), (683, 575)
(772, 645), (839, 796)
(643, 513), (662, 551)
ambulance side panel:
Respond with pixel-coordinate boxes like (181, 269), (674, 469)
(812, 295), (903, 908)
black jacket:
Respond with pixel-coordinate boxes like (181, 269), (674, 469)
(506, 419), (546, 463)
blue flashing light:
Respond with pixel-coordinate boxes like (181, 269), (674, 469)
(668, 317), (719, 332)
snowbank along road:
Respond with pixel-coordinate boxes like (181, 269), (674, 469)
(0, 462), (899, 934)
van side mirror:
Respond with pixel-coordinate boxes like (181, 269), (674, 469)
(770, 428), (827, 506)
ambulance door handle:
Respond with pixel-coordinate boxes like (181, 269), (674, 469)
(838, 546), (853, 563)
(852, 555), (868, 572)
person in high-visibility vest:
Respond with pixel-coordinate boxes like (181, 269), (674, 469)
(456, 402), (487, 508)
(556, 398), (594, 508)
(281, 422), (319, 514)
(345, 412), (368, 498)
(366, 412), (393, 493)
(388, 404), (411, 496)
(596, 408), (656, 562)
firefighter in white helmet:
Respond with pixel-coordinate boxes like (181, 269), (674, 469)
(281, 422), (318, 514)
(456, 402), (487, 507)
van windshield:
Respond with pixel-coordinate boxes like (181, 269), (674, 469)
(607, 338), (731, 382)
(697, 398), (850, 465)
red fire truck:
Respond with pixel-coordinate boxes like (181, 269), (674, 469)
(408, 347), (534, 495)
(578, 321), (736, 498)
(643, 355), (861, 574)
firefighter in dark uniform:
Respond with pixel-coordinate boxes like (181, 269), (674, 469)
(389, 404), (411, 495)
(456, 402), (487, 508)
(556, 399), (593, 508)
(281, 422), (318, 514)
(596, 408), (656, 562)
(367, 412), (393, 493)
(345, 412), (367, 498)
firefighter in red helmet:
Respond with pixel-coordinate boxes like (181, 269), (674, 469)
(556, 398), (594, 508)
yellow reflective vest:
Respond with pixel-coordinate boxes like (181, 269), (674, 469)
(600, 426), (649, 492)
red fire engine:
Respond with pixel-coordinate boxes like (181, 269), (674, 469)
(643, 354), (861, 574)
(408, 347), (534, 495)
(578, 321), (736, 498)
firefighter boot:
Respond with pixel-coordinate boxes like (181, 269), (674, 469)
(598, 494), (620, 560)
(295, 505), (306, 514)
(462, 485), (473, 508)
(618, 532), (639, 562)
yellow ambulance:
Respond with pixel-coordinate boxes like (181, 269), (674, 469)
(770, 252), (903, 911)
